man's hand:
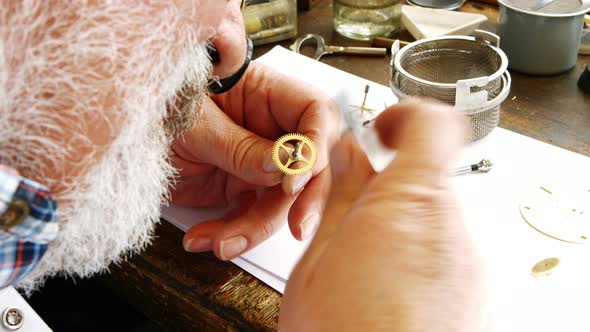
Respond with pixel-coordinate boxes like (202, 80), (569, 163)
(171, 62), (340, 260)
(279, 101), (483, 332)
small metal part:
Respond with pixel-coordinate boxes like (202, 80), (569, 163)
(350, 84), (378, 115)
(540, 186), (553, 195)
(362, 102), (389, 127)
(531, 257), (560, 277)
(272, 133), (318, 175)
(362, 118), (375, 127)
(2, 307), (23, 330)
(450, 159), (493, 176)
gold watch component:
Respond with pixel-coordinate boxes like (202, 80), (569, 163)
(272, 133), (317, 176)
(531, 257), (560, 277)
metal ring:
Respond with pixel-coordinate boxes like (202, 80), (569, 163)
(390, 70), (512, 114)
(207, 36), (253, 94)
(2, 307), (23, 330)
(292, 34), (326, 60)
(391, 34), (509, 90)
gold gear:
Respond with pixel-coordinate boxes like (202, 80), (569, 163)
(272, 133), (317, 176)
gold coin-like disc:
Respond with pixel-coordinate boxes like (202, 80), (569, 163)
(531, 257), (560, 277)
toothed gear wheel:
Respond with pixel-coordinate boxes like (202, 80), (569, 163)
(272, 133), (317, 176)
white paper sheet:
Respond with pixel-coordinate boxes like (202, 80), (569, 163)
(161, 46), (590, 331)
(161, 205), (292, 292)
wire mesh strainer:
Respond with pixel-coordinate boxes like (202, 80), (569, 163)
(390, 30), (511, 141)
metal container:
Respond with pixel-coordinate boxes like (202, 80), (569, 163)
(498, 0), (590, 75)
(389, 31), (511, 141)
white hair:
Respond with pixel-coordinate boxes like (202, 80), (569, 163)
(0, 1), (211, 294)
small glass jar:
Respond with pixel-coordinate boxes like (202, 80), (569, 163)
(243, 0), (298, 45)
(333, 0), (402, 40)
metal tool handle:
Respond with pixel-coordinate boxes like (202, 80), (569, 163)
(450, 165), (475, 176)
(324, 46), (387, 56)
(371, 37), (411, 49)
(450, 159), (493, 176)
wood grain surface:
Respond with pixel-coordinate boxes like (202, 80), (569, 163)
(101, 1), (590, 331)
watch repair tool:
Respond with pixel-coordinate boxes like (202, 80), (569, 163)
(289, 34), (387, 61)
(450, 159), (493, 176)
(350, 84), (378, 115)
(272, 133), (318, 175)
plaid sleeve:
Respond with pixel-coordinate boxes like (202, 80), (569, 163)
(0, 165), (58, 288)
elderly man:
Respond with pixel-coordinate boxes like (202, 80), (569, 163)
(0, 1), (480, 331)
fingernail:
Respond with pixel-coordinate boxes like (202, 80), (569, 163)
(263, 151), (277, 172)
(291, 172), (312, 195)
(300, 213), (320, 240)
(184, 237), (212, 252)
(220, 235), (248, 260)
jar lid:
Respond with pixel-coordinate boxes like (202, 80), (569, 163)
(407, 0), (466, 10)
(500, 0), (590, 16)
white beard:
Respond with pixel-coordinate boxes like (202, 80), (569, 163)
(0, 2), (211, 294)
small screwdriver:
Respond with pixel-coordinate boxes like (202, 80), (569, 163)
(450, 159), (494, 176)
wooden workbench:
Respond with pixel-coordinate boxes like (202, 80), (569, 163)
(101, 1), (590, 331)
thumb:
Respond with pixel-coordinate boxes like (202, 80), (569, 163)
(373, 99), (464, 186)
(172, 97), (282, 186)
(294, 131), (375, 271)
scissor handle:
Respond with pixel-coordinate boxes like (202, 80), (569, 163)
(292, 34), (327, 60)
(324, 46), (387, 56)
(291, 34), (386, 60)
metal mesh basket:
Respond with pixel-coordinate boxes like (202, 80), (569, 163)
(390, 31), (511, 141)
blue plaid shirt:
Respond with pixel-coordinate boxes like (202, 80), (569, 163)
(0, 166), (58, 288)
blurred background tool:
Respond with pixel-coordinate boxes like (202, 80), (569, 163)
(290, 34), (387, 60)
(406, 0), (466, 10)
(497, 0), (590, 75)
(333, 0), (402, 40)
(243, 0), (297, 45)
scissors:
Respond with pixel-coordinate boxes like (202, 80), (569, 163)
(289, 34), (387, 61)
